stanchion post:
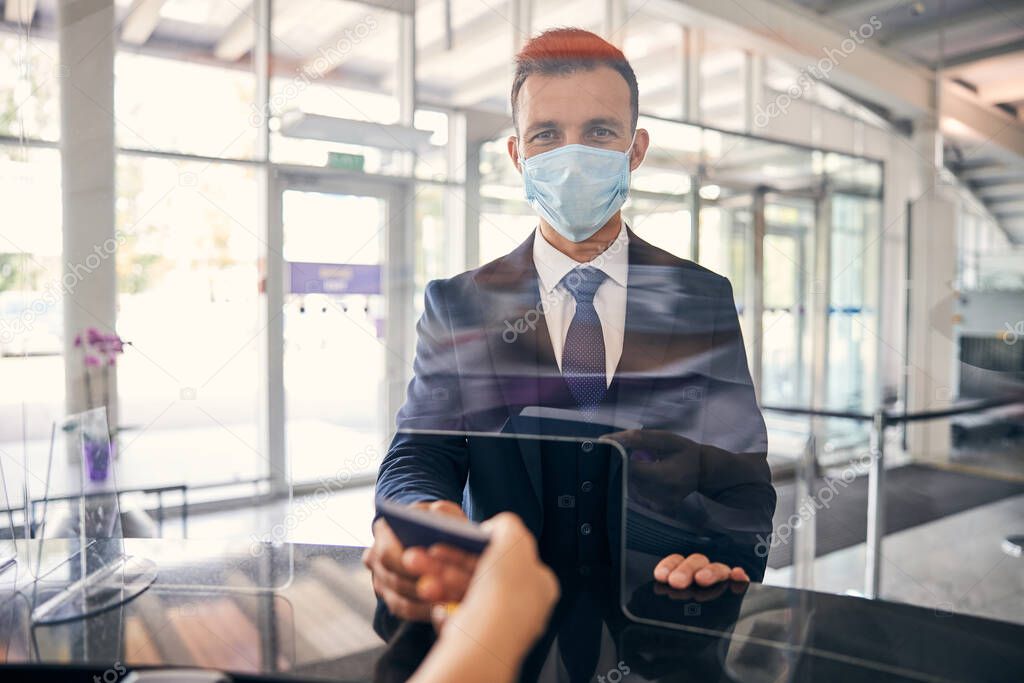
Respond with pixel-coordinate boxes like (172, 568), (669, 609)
(793, 435), (816, 589)
(864, 408), (887, 598)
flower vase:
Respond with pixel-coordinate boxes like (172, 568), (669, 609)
(83, 434), (114, 482)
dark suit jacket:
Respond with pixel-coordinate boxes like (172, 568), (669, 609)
(374, 228), (774, 591)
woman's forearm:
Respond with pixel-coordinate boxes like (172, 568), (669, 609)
(408, 616), (524, 683)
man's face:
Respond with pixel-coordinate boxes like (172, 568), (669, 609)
(508, 64), (648, 172)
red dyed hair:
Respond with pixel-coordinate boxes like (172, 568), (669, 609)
(511, 27), (639, 133)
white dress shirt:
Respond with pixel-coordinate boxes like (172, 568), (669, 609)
(532, 225), (629, 386)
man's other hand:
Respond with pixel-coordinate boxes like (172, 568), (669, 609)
(362, 500), (477, 621)
(653, 553), (749, 589)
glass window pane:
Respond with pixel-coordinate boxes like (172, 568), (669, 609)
(479, 209), (537, 266)
(115, 156), (263, 489)
(0, 145), (65, 483)
(700, 34), (745, 131)
(0, 34), (60, 141)
(115, 1), (258, 158)
(269, 2), (420, 173)
(625, 199), (691, 259)
(828, 194), (881, 425)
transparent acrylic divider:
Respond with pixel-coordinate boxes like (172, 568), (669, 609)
(393, 427), (629, 570)
(28, 407), (158, 625)
(28, 408), (296, 603)
(0, 449), (17, 579)
(614, 428), (828, 678)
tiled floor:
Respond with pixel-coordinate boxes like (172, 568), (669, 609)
(764, 492), (1024, 625)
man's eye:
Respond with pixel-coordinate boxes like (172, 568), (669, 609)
(592, 128), (613, 138)
(534, 131), (554, 141)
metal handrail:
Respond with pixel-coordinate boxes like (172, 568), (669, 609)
(762, 396), (1024, 599)
(761, 395), (1024, 424)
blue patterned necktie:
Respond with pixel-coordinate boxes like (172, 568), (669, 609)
(561, 266), (608, 418)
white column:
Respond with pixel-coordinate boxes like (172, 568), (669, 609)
(905, 123), (956, 463)
(742, 51), (764, 135)
(809, 191), (832, 432)
(749, 189), (766, 401)
(603, 0), (628, 45)
(59, 0), (117, 426)
(682, 26), (702, 123)
(254, 0), (286, 493)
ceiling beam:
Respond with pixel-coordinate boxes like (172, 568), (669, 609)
(643, 0), (1024, 166)
(1000, 217), (1024, 235)
(299, 5), (377, 79)
(120, 0), (168, 46)
(417, 0), (513, 63)
(883, 0), (1024, 48)
(960, 164), (1024, 184)
(215, 3), (257, 62)
(3, 0), (37, 24)
(942, 79), (1024, 164)
(820, 0), (906, 17)
(976, 79), (1024, 106)
(642, 0), (933, 120)
(215, 0), (315, 62)
(987, 198), (1024, 213)
(974, 181), (1024, 200)
(941, 37), (1024, 70)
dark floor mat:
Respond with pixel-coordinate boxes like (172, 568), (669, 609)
(767, 463), (1024, 569)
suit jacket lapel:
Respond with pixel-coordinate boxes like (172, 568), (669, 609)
(607, 230), (679, 482)
(612, 231), (678, 421)
(477, 232), (554, 509)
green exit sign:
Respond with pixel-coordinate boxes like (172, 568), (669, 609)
(327, 152), (365, 172)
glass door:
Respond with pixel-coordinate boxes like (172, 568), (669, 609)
(272, 170), (412, 485)
(695, 187), (815, 407)
(762, 194), (814, 407)
(697, 188), (754, 367)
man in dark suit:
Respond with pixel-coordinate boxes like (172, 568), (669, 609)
(364, 27), (775, 629)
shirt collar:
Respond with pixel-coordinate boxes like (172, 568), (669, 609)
(533, 224), (630, 294)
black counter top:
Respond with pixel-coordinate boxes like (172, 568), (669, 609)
(0, 539), (1021, 682)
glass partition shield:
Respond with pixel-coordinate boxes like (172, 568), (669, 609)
(388, 429), (629, 582)
(28, 407), (157, 625)
(0, 450), (15, 579)
(613, 429), (847, 677)
(614, 426), (776, 607)
(25, 406), (294, 625)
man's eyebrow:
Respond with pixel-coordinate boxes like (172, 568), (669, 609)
(584, 117), (625, 130)
(524, 120), (561, 135)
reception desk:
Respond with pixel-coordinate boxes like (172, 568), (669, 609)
(1, 539), (1021, 682)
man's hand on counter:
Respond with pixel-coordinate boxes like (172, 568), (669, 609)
(653, 553), (749, 589)
(363, 500), (477, 622)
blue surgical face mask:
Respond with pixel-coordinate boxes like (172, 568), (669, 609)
(519, 134), (635, 243)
